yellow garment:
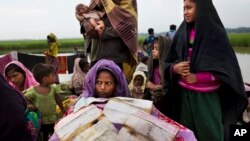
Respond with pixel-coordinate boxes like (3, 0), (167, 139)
(47, 42), (58, 57)
(56, 98), (77, 114)
(46, 33), (59, 57)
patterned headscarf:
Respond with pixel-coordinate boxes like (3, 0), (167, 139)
(81, 59), (130, 98)
(4, 61), (38, 92)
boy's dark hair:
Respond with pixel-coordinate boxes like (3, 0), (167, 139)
(79, 58), (89, 71)
(148, 28), (154, 34)
(170, 24), (176, 30)
(32, 63), (55, 83)
(4, 63), (25, 77)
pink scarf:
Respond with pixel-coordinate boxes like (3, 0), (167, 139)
(4, 61), (38, 92)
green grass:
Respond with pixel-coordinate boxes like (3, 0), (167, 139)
(228, 33), (250, 47)
(0, 33), (250, 55)
(0, 38), (84, 55)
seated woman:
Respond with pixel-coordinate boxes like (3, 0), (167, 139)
(81, 59), (130, 98)
(4, 61), (38, 92)
(0, 74), (32, 140)
(49, 59), (197, 141)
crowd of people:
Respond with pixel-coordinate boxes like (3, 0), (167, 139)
(1, 0), (249, 141)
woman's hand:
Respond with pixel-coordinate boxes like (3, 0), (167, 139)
(184, 73), (197, 84)
(173, 61), (190, 77)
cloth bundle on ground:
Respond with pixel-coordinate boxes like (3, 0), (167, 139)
(49, 97), (197, 141)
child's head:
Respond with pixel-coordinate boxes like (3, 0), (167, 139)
(140, 56), (149, 65)
(129, 71), (147, 92)
(184, 0), (196, 23)
(5, 63), (25, 87)
(32, 63), (56, 85)
(152, 38), (159, 59)
(148, 28), (154, 35)
(133, 75), (144, 87)
(95, 69), (117, 98)
(170, 24), (177, 31)
(76, 3), (90, 15)
(79, 59), (89, 73)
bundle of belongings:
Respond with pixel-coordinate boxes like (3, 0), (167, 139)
(51, 97), (197, 141)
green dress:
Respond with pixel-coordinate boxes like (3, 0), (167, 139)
(24, 84), (60, 124)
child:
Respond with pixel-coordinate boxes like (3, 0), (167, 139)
(135, 56), (149, 76)
(163, 0), (248, 141)
(128, 71), (147, 99)
(75, 3), (104, 37)
(71, 58), (89, 95)
(143, 28), (156, 56)
(44, 33), (60, 84)
(24, 63), (65, 141)
(4, 61), (38, 92)
(146, 36), (170, 106)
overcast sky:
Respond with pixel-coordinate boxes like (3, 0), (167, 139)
(0, 0), (250, 40)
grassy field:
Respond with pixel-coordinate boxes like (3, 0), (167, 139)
(0, 33), (250, 55)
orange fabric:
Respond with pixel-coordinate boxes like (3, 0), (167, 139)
(57, 56), (67, 74)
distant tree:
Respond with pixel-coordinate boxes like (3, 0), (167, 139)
(226, 27), (250, 33)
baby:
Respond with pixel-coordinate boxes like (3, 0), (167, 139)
(75, 3), (104, 36)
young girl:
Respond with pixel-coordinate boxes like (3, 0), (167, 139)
(24, 63), (65, 141)
(128, 71), (147, 99)
(44, 33), (60, 84)
(163, 0), (247, 141)
(4, 61), (38, 92)
(146, 36), (170, 106)
(71, 58), (89, 95)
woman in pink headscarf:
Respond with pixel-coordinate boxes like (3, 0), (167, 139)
(4, 61), (38, 92)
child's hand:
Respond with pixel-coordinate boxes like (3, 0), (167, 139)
(27, 104), (37, 111)
(95, 20), (105, 35)
(43, 51), (48, 56)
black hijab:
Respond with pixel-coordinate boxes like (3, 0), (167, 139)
(0, 74), (30, 141)
(164, 0), (247, 140)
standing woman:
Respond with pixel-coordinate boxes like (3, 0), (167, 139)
(163, 0), (247, 141)
(44, 33), (60, 84)
(88, 0), (138, 81)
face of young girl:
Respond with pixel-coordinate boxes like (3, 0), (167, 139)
(152, 42), (159, 59)
(95, 71), (116, 98)
(184, 0), (196, 23)
(6, 70), (25, 87)
(134, 75), (144, 87)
